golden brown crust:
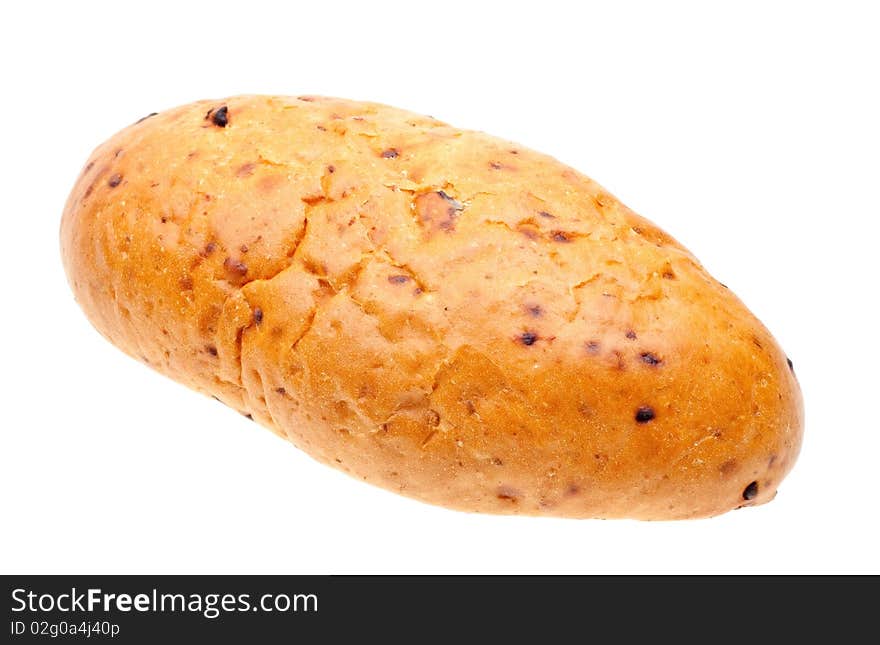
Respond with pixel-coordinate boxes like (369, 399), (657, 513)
(60, 95), (803, 519)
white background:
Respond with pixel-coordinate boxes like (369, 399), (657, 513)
(1, 1), (877, 574)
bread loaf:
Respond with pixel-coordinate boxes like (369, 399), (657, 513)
(60, 95), (803, 519)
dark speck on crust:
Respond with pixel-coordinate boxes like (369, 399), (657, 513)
(640, 352), (662, 366)
(625, 330), (637, 340)
(519, 331), (538, 346)
(381, 148), (399, 158)
(489, 161), (503, 170)
(253, 307), (263, 325)
(585, 341), (601, 355)
(205, 345), (218, 357)
(436, 190), (463, 211)
(223, 257), (248, 276)
(135, 112), (158, 124)
(526, 304), (543, 317)
(244, 413), (254, 421)
(496, 485), (520, 501)
(210, 106), (229, 127)
(786, 357), (794, 373)
(719, 459), (738, 476)
(743, 481), (759, 500)
(518, 225), (540, 241)
(635, 406), (655, 423)
(107, 173), (122, 188)
(414, 189), (465, 233)
(388, 275), (410, 284)
(236, 163), (256, 177)
(551, 231), (572, 243)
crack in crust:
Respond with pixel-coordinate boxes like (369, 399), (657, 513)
(216, 168), (457, 428)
